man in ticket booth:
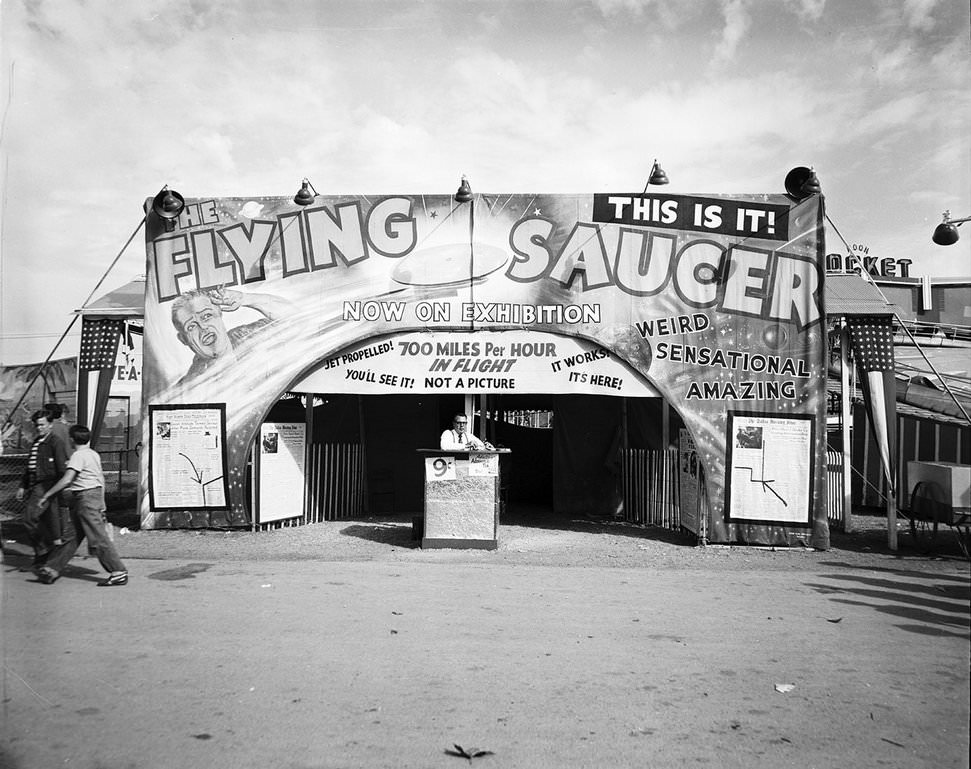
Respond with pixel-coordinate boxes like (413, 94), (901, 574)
(440, 413), (493, 451)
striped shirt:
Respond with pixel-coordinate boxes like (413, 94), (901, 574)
(27, 434), (47, 475)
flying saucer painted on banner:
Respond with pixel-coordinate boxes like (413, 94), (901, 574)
(391, 243), (508, 287)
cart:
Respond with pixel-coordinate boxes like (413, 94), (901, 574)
(904, 461), (971, 558)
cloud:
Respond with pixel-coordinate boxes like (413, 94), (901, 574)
(712, 0), (753, 66)
(591, 0), (658, 16)
(2, 0), (969, 362)
(791, 0), (827, 22)
(902, 0), (939, 30)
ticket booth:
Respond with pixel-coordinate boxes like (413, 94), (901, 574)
(417, 448), (511, 549)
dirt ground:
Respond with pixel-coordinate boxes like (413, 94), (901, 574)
(86, 505), (971, 571)
(2, 508), (969, 769)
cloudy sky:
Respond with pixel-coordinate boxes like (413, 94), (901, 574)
(1, 0), (968, 364)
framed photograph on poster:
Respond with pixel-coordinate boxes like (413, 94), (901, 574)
(148, 404), (230, 510)
(724, 411), (814, 527)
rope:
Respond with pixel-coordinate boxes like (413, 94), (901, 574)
(1, 216), (146, 431)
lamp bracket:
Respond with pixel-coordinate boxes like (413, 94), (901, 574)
(942, 211), (971, 226)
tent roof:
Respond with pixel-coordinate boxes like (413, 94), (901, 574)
(76, 277), (145, 317)
(826, 273), (902, 316)
(828, 375), (970, 428)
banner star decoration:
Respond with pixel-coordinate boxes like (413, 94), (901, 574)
(80, 319), (123, 371)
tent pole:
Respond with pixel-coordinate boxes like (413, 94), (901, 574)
(887, 483), (897, 550)
(662, 399), (670, 449)
(304, 394), (314, 522)
(358, 395), (369, 514)
(840, 321), (853, 533)
(621, 398), (629, 521)
(893, 314), (970, 425)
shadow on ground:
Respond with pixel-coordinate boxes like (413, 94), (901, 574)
(500, 503), (697, 544)
(807, 558), (971, 638)
(336, 504), (698, 549)
(830, 513), (969, 563)
(340, 521), (417, 548)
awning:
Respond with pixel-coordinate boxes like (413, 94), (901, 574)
(826, 272), (902, 317)
(75, 276), (145, 317)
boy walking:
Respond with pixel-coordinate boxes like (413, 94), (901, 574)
(35, 425), (128, 587)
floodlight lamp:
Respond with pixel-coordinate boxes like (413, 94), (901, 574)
(648, 160), (669, 186)
(641, 159), (669, 193)
(294, 179), (318, 206)
(932, 210), (971, 246)
(151, 186), (185, 232)
(454, 175), (473, 203)
(784, 166), (822, 201)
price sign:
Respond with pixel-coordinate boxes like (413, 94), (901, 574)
(425, 456), (456, 482)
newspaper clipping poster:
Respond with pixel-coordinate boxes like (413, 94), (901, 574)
(149, 404), (228, 509)
(725, 412), (814, 526)
(258, 422), (305, 523)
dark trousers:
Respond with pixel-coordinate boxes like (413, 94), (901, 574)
(45, 488), (126, 577)
(22, 484), (56, 563)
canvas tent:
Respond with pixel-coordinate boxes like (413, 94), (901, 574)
(79, 276), (146, 317)
(0, 357), (77, 452)
(137, 188), (830, 547)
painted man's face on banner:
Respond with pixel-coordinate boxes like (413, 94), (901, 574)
(174, 295), (231, 360)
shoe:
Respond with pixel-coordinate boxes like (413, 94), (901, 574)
(97, 572), (128, 587)
(36, 567), (59, 584)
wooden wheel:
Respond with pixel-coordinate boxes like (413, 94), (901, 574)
(908, 481), (944, 551)
(954, 522), (971, 560)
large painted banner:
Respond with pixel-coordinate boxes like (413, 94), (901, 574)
(291, 330), (660, 396)
(141, 190), (827, 545)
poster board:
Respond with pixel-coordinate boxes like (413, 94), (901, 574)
(724, 411), (814, 526)
(148, 404), (229, 510)
(257, 422), (305, 523)
(679, 428), (700, 535)
(468, 453), (499, 477)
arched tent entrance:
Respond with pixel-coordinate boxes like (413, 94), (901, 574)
(270, 329), (687, 530)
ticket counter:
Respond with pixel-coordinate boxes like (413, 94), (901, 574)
(417, 449), (510, 549)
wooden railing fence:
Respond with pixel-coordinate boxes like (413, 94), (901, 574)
(306, 442), (365, 523)
(622, 448), (680, 529)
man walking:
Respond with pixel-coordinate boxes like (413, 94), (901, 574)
(15, 409), (69, 569)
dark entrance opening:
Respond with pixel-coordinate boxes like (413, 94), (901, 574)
(262, 389), (683, 529)
(487, 394), (554, 508)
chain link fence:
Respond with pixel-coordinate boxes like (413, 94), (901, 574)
(1, 449), (140, 536)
